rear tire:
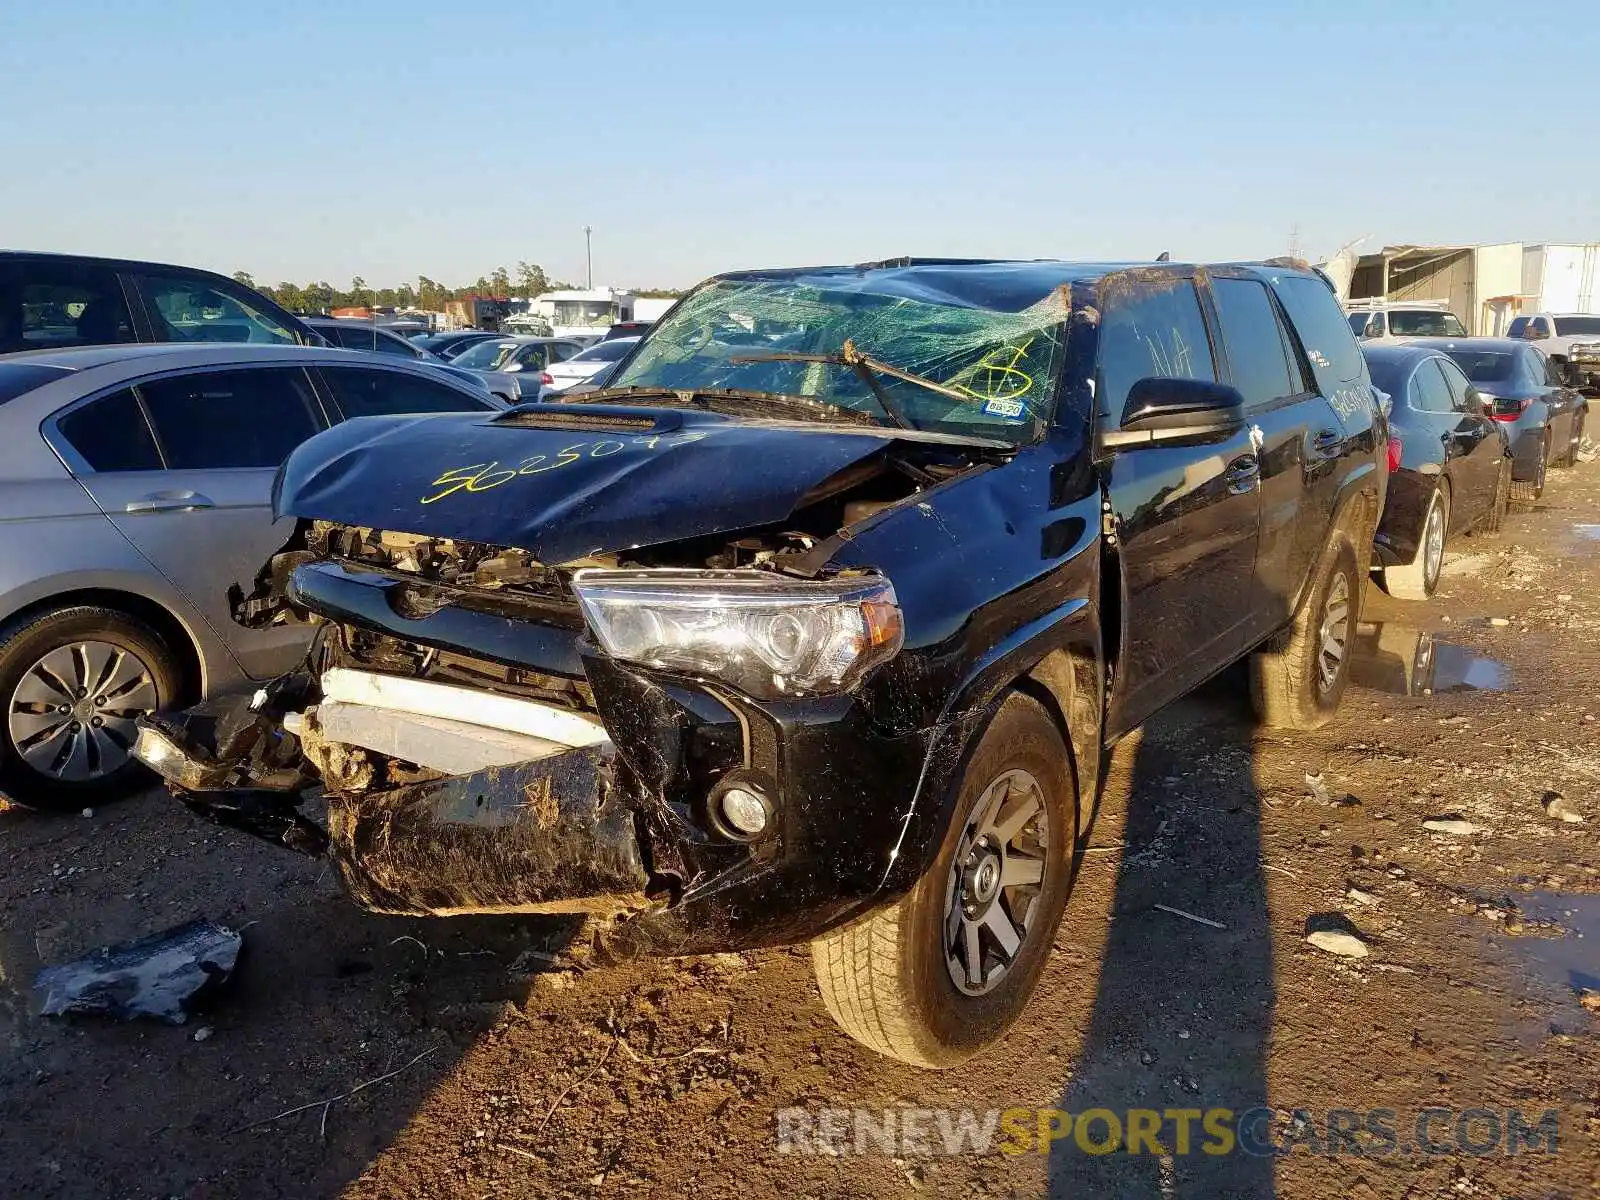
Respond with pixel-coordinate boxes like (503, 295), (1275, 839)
(0, 606), (180, 812)
(1557, 411), (1585, 468)
(1510, 435), (1549, 503)
(1250, 537), (1359, 730)
(1380, 485), (1448, 600)
(1479, 457), (1510, 536)
(811, 692), (1076, 1067)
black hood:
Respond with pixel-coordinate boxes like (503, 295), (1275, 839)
(275, 404), (978, 562)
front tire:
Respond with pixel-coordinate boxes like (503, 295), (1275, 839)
(0, 606), (180, 812)
(1250, 537), (1359, 730)
(1381, 485), (1448, 600)
(811, 691), (1076, 1067)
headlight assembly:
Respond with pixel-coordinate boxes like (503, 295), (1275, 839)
(570, 569), (903, 698)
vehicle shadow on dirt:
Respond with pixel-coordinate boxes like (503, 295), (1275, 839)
(1049, 669), (1276, 1199)
(0, 795), (584, 1198)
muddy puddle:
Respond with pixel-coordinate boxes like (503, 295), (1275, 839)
(1500, 892), (1600, 1023)
(1348, 622), (1511, 696)
(1571, 523), (1600, 543)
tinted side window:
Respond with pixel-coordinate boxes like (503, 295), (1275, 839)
(56, 388), (163, 472)
(1271, 275), (1365, 393)
(1435, 358), (1474, 411)
(1096, 277), (1216, 419)
(8, 265), (135, 352)
(321, 367), (494, 419)
(1506, 316), (1528, 339)
(135, 275), (298, 345)
(1529, 318), (1552, 338)
(1211, 278), (1296, 409)
(1524, 348), (1554, 388)
(1411, 361), (1455, 414)
(138, 368), (321, 468)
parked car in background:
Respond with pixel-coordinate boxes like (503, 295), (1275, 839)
(410, 330), (505, 360)
(306, 317), (498, 397)
(537, 337), (639, 398)
(1, 251), (321, 354)
(0, 344), (505, 811)
(1359, 344), (1509, 598)
(305, 317), (436, 359)
(601, 320), (654, 341)
(448, 335), (587, 401)
(1506, 312), (1600, 390)
(137, 257), (1385, 1067)
(1346, 301), (1468, 342)
(1410, 337), (1587, 501)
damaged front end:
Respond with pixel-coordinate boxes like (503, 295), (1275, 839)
(137, 406), (1000, 954)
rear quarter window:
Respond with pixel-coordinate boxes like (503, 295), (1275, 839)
(1270, 274), (1372, 422)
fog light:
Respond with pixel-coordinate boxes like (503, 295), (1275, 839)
(716, 785), (771, 839)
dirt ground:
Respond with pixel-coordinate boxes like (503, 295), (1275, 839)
(3, 459), (1599, 1200)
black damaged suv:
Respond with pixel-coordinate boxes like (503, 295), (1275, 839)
(136, 258), (1384, 1067)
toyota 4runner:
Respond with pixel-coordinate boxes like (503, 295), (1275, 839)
(135, 258), (1385, 1067)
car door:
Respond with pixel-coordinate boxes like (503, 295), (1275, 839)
(1432, 356), (1501, 527)
(66, 365), (329, 680)
(0, 258), (141, 353)
(1530, 348), (1580, 450)
(314, 363), (503, 419)
(1263, 270), (1379, 612)
(126, 271), (308, 345)
(1207, 273), (1329, 645)
(1099, 271), (1262, 738)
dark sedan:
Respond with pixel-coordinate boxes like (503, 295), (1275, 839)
(410, 330), (506, 360)
(1407, 337), (1587, 502)
(1362, 344), (1510, 599)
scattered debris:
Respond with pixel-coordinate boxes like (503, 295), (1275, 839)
(507, 948), (563, 977)
(1306, 773), (1359, 807)
(34, 920), (242, 1026)
(1152, 903), (1226, 930)
(80, 808), (93, 819)
(1345, 887), (1380, 907)
(1422, 815), (1486, 836)
(193, 1025), (214, 1043)
(1542, 791), (1585, 824)
(1305, 913), (1372, 959)
(1488, 617), (1511, 627)
(231, 1043), (441, 1137)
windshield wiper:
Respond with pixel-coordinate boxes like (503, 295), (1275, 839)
(730, 339), (975, 431)
(552, 385), (882, 428)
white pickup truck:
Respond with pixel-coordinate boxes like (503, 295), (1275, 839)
(1346, 301), (1468, 342)
(1506, 313), (1600, 391)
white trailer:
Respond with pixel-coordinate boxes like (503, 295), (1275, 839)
(1522, 244), (1600, 315)
(533, 288), (636, 340)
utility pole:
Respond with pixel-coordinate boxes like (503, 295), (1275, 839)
(584, 225), (593, 290)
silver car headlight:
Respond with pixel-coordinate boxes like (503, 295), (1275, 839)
(571, 569), (903, 698)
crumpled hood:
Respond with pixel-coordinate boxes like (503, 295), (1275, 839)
(275, 404), (926, 562)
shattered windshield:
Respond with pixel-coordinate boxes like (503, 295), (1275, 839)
(608, 278), (1071, 441)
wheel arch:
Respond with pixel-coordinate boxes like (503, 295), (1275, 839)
(0, 588), (205, 706)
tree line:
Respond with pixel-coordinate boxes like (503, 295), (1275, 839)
(231, 263), (682, 313)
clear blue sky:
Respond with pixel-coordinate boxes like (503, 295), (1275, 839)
(3, 0), (1595, 291)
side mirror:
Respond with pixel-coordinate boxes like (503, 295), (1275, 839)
(1360, 317), (1381, 339)
(1104, 378), (1246, 447)
(1465, 388), (1489, 416)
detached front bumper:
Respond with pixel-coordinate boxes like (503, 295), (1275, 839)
(136, 638), (935, 957)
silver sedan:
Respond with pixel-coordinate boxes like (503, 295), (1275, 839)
(0, 342), (504, 810)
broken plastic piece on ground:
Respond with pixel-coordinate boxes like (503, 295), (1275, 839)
(34, 919), (243, 1025)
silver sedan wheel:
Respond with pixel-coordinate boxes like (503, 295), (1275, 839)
(6, 641), (158, 781)
(944, 768), (1050, 996)
(1315, 571), (1351, 696)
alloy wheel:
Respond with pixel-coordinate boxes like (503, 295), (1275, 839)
(944, 768), (1050, 996)
(1422, 496), (1446, 591)
(6, 641), (158, 781)
(1315, 571), (1351, 696)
